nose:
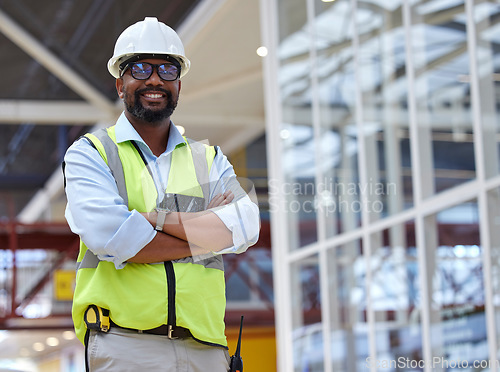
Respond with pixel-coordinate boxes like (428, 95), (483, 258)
(145, 67), (163, 85)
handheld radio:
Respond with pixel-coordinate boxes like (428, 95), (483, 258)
(229, 316), (244, 372)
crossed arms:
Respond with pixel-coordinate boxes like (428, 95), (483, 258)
(131, 191), (235, 263)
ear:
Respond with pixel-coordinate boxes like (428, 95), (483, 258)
(178, 80), (181, 94)
(116, 78), (124, 99)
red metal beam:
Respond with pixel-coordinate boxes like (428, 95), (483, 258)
(9, 219), (17, 316)
(0, 222), (77, 251)
(16, 240), (79, 313)
(0, 220), (79, 329)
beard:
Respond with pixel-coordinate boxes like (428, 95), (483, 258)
(124, 88), (178, 123)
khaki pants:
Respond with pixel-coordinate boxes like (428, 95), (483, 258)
(86, 328), (230, 372)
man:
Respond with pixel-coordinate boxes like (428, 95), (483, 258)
(64, 17), (260, 371)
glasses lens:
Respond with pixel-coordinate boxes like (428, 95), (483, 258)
(158, 64), (180, 81)
(127, 62), (180, 81)
(130, 63), (153, 79)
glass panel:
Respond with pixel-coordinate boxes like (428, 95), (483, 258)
(426, 200), (488, 367)
(487, 187), (500, 360)
(369, 221), (424, 370)
(355, 2), (413, 221)
(278, 0), (318, 249)
(473, 1), (500, 178)
(277, 0), (307, 42)
(292, 255), (323, 372)
(409, 0), (475, 197)
(327, 239), (366, 371)
(280, 127), (318, 249)
(312, 0), (361, 238)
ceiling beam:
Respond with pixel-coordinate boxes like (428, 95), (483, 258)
(178, 0), (230, 47)
(17, 165), (66, 223)
(220, 126), (265, 155)
(17, 121), (107, 223)
(180, 66), (262, 103)
(173, 112), (264, 127)
(0, 100), (116, 124)
(0, 8), (117, 115)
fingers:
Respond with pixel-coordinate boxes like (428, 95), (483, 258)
(223, 190), (234, 203)
(207, 191), (234, 209)
(207, 194), (224, 209)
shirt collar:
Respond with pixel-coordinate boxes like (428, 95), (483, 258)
(114, 112), (186, 155)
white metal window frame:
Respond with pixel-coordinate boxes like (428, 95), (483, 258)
(259, 0), (500, 371)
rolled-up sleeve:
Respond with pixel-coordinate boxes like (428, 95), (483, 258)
(64, 139), (155, 269)
(211, 196), (260, 254)
(208, 147), (260, 254)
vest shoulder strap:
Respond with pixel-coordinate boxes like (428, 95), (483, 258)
(186, 138), (215, 208)
(85, 128), (129, 206)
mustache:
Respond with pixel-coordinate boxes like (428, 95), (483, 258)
(136, 87), (170, 96)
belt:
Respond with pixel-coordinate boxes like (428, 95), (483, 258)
(110, 320), (192, 339)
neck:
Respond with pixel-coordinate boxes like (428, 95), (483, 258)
(126, 112), (171, 157)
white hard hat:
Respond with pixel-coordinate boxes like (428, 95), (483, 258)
(107, 17), (191, 79)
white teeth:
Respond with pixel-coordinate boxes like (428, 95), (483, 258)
(144, 93), (163, 99)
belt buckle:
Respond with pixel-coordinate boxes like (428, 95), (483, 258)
(168, 325), (178, 340)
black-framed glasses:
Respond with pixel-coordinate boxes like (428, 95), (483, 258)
(121, 62), (181, 81)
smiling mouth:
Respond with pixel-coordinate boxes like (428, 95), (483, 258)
(142, 92), (164, 99)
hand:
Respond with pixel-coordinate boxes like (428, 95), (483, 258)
(207, 190), (234, 209)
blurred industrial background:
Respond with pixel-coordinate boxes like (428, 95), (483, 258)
(2, 0), (500, 371)
(0, 0), (272, 371)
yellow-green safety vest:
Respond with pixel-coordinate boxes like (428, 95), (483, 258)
(71, 125), (227, 348)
